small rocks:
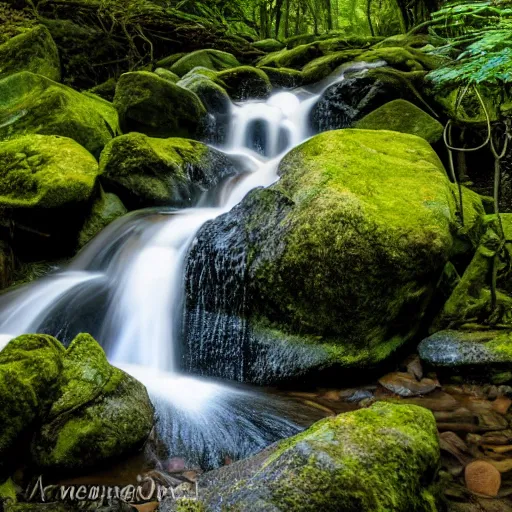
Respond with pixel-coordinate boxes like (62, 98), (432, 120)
(378, 372), (438, 397)
(465, 460), (501, 497)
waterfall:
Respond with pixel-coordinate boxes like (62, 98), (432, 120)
(0, 68), (363, 466)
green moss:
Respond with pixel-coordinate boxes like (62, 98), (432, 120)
(257, 43), (323, 69)
(154, 68), (180, 83)
(77, 188), (126, 248)
(169, 49), (240, 77)
(301, 50), (364, 83)
(259, 67), (304, 89)
(355, 100), (444, 143)
(0, 25), (60, 81)
(173, 499), (207, 512)
(114, 71), (206, 139)
(0, 71), (118, 157)
(0, 334), (64, 477)
(216, 66), (272, 101)
(99, 132), (234, 209)
(0, 134), (99, 209)
(0, 478), (17, 504)
(357, 46), (448, 72)
(178, 71), (231, 115)
(201, 402), (440, 511)
(252, 38), (285, 53)
(31, 333), (154, 471)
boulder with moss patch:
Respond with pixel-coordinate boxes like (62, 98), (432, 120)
(169, 50), (240, 77)
(0, 335), (64, 478)
(355, 99), (444, 143)
(77, 189), (127, 248)
(301, 50), (364, 83)
(0, 72), (119, 157)
(0, 26), (60, 81)
(163, 402), (439, 511)
(99, 132), (237, 209)
(252, 39), (285, 53)
(259, 67), (303, 89)
(258, 43), (324, 69)
(216, 66), (272, 101)
(114, 71), (207, 139)
(31, 333), (154, 471)
(183, 129), (483, 383)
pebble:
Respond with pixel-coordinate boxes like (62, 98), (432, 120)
(465, 460), (501, 497)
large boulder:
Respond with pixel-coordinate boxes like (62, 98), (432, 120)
(31, 333), (154, 471)
(0, 134), (100, 256)
(184, 129), (484, 383)
(355, 99), (444, 143)
(163, 402), (440, 511)
(99, 132), (237, 209)
(0, 335), (64, 478)
(216, 66), (272, 101)
(113, 71), (207, 139)
(252, 39), (285, 53)
(169, 49), (240, 77)
(0, 26), (60, 81)
(0, 72), (119, 157)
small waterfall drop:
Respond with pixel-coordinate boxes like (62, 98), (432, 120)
(0, 71), (357, 466)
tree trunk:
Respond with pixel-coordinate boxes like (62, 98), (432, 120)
(275, 0), (284, 38)
(284, 0), (290, 38)
(325, 0), (333, 30)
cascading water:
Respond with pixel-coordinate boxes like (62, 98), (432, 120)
(0, 69), (360, 467)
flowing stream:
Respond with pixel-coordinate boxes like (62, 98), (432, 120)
(0, 68), (364, 466)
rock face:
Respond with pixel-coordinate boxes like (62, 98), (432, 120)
(114, 71), (207, 139)
(31, 333), (154, 471)
(355, 99), (444, 143)
(99, 132), (237, 209)
(169, 49), (240, 77)
(0, 26), (60, 81)
(0, 335), (64, 478)
(0, 72), (119, 157)
(166, 402), (440, 511)
(216, 66), (272, 101)
(184, 129), (483, 383)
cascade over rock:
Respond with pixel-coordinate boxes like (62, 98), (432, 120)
(184, 129), (484, 383)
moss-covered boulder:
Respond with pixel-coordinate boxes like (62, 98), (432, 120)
(356, 46), (447, 72)
(77, 189), (127, 248)
(172, 402), (439, 511)
(0, 334), (64, 478)
(252, 38), (285, 53)
(355, 99), (444, 143)
(0, 72), (119, 157)
(260, 67), (303, 89)
(216, 66), (272, 101)
(154, 68), (180, 83)
(99, 132), (237, 209)
(184, 129), (483, 383)
(301, 49), (364, 83)
(257, 43), (324, 70)
(0, 26), (60, 81)
(114, 71), (207, 139)
(169, 49), (240, 77)
(87, 78), (117, 102)
(31, 333), (154, 471)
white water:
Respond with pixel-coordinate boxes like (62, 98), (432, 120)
(0, 69), (363, 464)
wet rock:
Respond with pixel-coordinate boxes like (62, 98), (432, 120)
(77, 189), (127, 248)
(379, 372), (438, 397)
(114, 71), (207, 139)
(404, 354), (424, 380)
(32, 333), (154, 471)
(465, 460), (501, 497)
(167, 402), (440, 511)
(184, 129), (483, 383)
(216, 66), (271, 101)
(355, 99), (444, 143)
(259, 67), (304, 89)
(169, 49), (240, 77)
(0, 241), (15, 290)
(0, 334), (64, 478)
(0, 25), (60, 81)
(0, 72), (119, 157)
(99, 132), (237, 209)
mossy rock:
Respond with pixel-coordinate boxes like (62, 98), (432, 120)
(114, 71), (207, 139)
(259, 67), (304, 89)
(87, 78), (118, 102)
(156, 52), (187, 70)
(0, 71), (119, 157)
(0, 25), (60, 82)
(77, 189), (127, 249)
(31, 333), (154, 471)
(301, 49), (364, 83)
(0, 134), (99, 209)
(0, 478), (17, 505)
(99, 132), (237, 209)
(257, 43), (323, 70)
(190, 402), (440, 511)
(216, 66), (272, 101)
(372, 33), (434, 49)
(252, 39), (285, 53)
(357, 46), (448, 72)
(184, 129), (483, 383)
(154, 68), (180, 84)
(169, 49), (240, 77)
(0, 334), (64, 478)
(355, 99), (444, 143)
